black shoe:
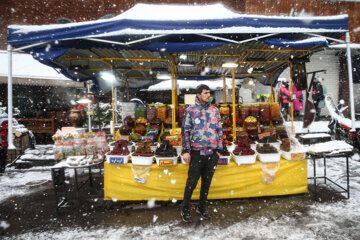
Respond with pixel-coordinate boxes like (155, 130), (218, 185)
(181, 209), (192, 223)
(196, 206), (211, 220)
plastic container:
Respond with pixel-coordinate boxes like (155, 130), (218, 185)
(156, 105), (168, 122)
(239, 105), (250, 120)
(63, 141), (76, 158)
(173, 146), (182, 155)
(146, 105), (157, 120)
(106, 154), (129, 164)
(74, 138), (86, 156)
(85, 138), (97, 155)
(256, 141), (281, 149)
(258, 152), (281, 163)
(232, 153), (257, 165)
(249, 105), (260, 119)
(135, 104), (147, 119)
(155, 156), (178, 166)
(259, 104), (270, 125)
(53, 142), (64, 161)
(219, 104), (230, 116)
(131, 155), (154, 165)
(270, 104), (281, 119)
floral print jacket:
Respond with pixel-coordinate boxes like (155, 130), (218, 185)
(181, 97), (223, 155)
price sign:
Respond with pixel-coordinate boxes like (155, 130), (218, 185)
(166, 135), (178, 140)
(159, 159), (174, 166)
(147, 128), (158, 134)
(258, 132), (271, 140)
(170, 128), (181, 135)
(108, 156), (124, 164)
(142, 135), (154, 141)
(117, 135), (130, 141)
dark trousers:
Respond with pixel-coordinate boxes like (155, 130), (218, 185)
(182, 151), (218, 209)
(0, 149), (7, 173)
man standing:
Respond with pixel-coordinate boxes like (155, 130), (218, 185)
(312, 76), (326, 121)
(181, 84), (223, 223)
(279, 80), (291, 120)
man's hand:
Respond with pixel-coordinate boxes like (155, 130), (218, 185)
(183, 153), (191, 163)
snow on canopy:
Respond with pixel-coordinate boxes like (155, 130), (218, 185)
(147, 78), (240, 91)
(7, 3), (348, 47)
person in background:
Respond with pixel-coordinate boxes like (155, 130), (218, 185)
(312, 76), (325, 121)
(0, 110), (8, 174)
(181, 84), (223, 223)
(279, 79), (292, 120)
(293, 77), (304, 120)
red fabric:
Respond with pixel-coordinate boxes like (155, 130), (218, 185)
(292, 85), (303, 111)
(280, 84), (291, 104)
(1, 121), (8, 148)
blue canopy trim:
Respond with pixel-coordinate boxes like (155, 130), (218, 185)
(261, 38), (329, 48)
(138, 41), (227, 52)
(8, 15), (348, 47)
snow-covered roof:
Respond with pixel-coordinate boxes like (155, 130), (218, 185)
(147, 78), (239, 91)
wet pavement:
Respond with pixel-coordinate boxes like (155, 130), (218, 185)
(0, 169), (345, 238)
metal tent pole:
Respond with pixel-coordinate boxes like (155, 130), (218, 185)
(7, 45), (15, 150)
(345, 32), (356, 131)
(232, 68), (236, 142)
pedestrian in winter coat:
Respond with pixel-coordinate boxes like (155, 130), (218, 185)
(181, 84), (223, 223)
(312, 77), (325, 120)
(292, 84), (303, 119)
(279, 81), (291, 120)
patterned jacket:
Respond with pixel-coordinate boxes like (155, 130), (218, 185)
(181, 97), (223, 155)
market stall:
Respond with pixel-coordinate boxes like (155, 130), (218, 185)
(6, 3), (356, 201)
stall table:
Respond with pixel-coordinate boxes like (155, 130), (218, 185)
(51, 160), (103, 214)
(104, 158), (308, 201)
(307, 151), (352, 200)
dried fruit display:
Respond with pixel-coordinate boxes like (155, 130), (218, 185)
(134, 124), (146, 135)
(178, 105), (187, 127)
(130, 133), (142, 142)
(272, 116), (283, 126)
(164, 116), (172, 129)
(108, 140), (130, 155)
(135, 105), (147, 119)
(119, 125), (132, 135)
(132, 139), (154, 157)
(124, 116), (135, 127)
(156, 105), (167, 122)
(239, 106), (250, 120)
(256, 143), (278, 153)
(244, 116), (257, 128)
(222, 115), (232, 128)
(149, 117), (161, 126)
(136, 117), (148, 125)
(146, 106), (157, 120)
(257, 136), (278, 144)
(250, 105), (260, 118)
(270, 104), (281, 118)
(280, 138), (291, 152)
(220, 105), (230, 116)
(259, 105), (270, 125)
(233, 140), (255, 156)
(218, 142), (230, 156)
(155, 140), (177, 157)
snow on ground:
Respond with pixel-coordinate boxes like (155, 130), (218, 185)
(1, 122), (360, 239)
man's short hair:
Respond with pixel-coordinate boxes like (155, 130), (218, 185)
(196, 84), (210, 94)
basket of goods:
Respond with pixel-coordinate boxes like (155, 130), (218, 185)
(74, 134), (86, 156)
(106, 140), (130, 164)
(131, 139), (155, 165)
(136, 139), (159, 152)
(130, 133), (142, 143)
(280, 138), (306, 161)
(232, 139), (256, 165)
(149, 117), (161, 126)
(155, 140), (178, 166)
(136, 117), (148, 125)
(123, 115), (135, 127)
(217, 142), (231, 165)
(134, 124), (147, 136)
(53, 141), (64, 161)
(257, 135), (281, 149)
(256, 143), (280, 163)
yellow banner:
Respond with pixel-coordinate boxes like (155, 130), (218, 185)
(170, 128), (181, 135)
(104, 159), (308, 201)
